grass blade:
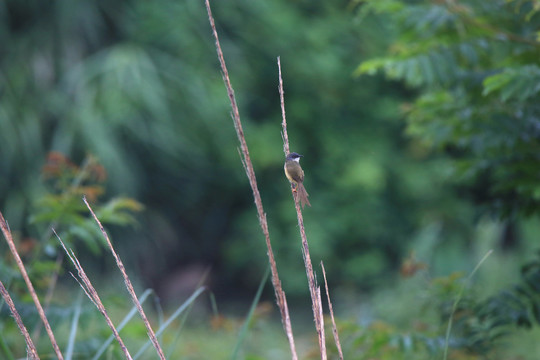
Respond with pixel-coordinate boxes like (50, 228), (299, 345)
(231, 266), (270, 360)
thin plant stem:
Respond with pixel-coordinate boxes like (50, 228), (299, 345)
(278, 57), (327, 359)
(0, 211), (63, 360)
(83, 197), (166, 360)
(133, 287), (206, 359)
(204, 1), (298, 359)
(231, 266), (271, 359)
(0, 280), (39, 359)
(443, 249), (493, 360)
(92, 289), (153, 360)
(56, 232), (133, 360)
(321, 261), (343, 360)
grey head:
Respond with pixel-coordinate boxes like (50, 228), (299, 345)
(286, 152), (303, 162)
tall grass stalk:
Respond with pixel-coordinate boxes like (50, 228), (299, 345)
(83, 197), (166, 359)
(278, 57), (326, 359)
(65, 292), (83, 360)
(231, 266), (271, 359)
(443, 249), (493, 360)
(205, 1), (298, 358)
(92, 289), (154, 360)
(134, 287), (206, 359)
(1, 211), (58, 359)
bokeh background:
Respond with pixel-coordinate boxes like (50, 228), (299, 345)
(2, 0), (540, 358)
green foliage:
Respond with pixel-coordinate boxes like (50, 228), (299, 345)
(9, 1), (540, 358)
(2, 0), (455, 294)
(0, 153), (141, 293)
(327, 318), (487, 360)
(31, 152), (143, 255)
(439, 251), (540, 354)
(328, 249), (540, 359)
(483, 65), (540, 102)
(0, 152), (144, 357)
(358, 0), (540, 217)
(329, 320), (436, 360)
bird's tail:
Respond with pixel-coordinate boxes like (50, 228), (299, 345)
(297, 183), (311, 209)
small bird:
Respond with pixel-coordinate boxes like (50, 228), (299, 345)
(284, 152), (311, 209)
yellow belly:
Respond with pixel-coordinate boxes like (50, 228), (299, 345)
(284, 161), (304, 184)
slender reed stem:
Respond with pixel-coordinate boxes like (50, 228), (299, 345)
(0, 280), (39, 359)
(204, 2), (298, 359)
(321, 261), (343, 360)
(278, 57), (326, 359)
(0, 211), (63, 360)
(83, 197), (166, 360)
(56, 232), (132, 360)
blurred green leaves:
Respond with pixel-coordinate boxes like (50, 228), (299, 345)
(359, 0), (540, 217)
(0, 0), (514, 300)
(31, 152), (142, 255)
(482, 65), (540, 102)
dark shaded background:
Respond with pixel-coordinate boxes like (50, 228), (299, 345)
(0, 0), (499, 307)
